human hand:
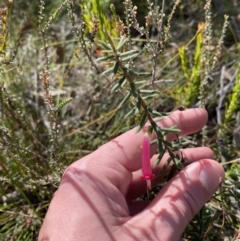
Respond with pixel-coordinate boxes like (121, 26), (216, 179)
(38, 108), (224, 241)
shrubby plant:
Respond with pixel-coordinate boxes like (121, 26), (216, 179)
(0, 0), (240, 240)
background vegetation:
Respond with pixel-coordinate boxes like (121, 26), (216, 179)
(0, 0), (240, 240)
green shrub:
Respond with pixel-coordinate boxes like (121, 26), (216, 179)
(0, 0), (240, 240)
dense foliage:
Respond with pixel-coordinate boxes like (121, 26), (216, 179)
(0, 0), (240, 240)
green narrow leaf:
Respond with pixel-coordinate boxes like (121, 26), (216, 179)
(153, 117), (165, 122)
(157, 156), (172, 176)
(124, 107), (136, 119)
(135, 113), (148, 133)
(147, 108), (163, 117)
(129, 82), (138, 97)
(135, 96), (141, 114)
(116, 37), (127, 50)
(123, 68), (151, 77)
(101, 66), (114, 75)
(135, 80), (146, 85)
(161, 126), (181, 134)
(150, 139), (158, 146)
(123, 67), (138, 77)
(136, 72), (152, 77)
(119, 49), (139, 57)
(167, 151), (183, 172)
(118, 91), (131, 108)
(168, 149), (177, 161)
(139, 89), (157, 94)
(142, 94), (158, 100)
(167, 164), (178, 181)
(158, 140), (164, 158)
(52, 10), (58, 19)
(98, 40), (112, 50)
(154, 141), (165, 166)
(97, 54), (115, 61)
(111, 75), (125, 92)
(151, 124), (164, 139)
(122, 53), (140, 61)
(112, 61), (120, 75)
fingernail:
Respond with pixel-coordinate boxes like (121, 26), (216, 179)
(199, 162), (222, 194)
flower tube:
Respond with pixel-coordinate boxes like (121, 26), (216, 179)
(141, 133), (155, 190)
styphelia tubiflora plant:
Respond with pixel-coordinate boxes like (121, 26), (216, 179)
(0, 0), (239, 240)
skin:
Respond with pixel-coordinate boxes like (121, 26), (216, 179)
(39, 108), (224, 241)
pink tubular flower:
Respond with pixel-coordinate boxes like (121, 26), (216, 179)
(141, 133), (155, 190)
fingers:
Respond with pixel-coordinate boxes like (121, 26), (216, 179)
(126, 147), (214, 200)
(96, 108), (208, 174)
(72, 108), (208, 197)
(125, 159), (224, 241)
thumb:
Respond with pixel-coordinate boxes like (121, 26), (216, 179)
(127, 159), (224, 241)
